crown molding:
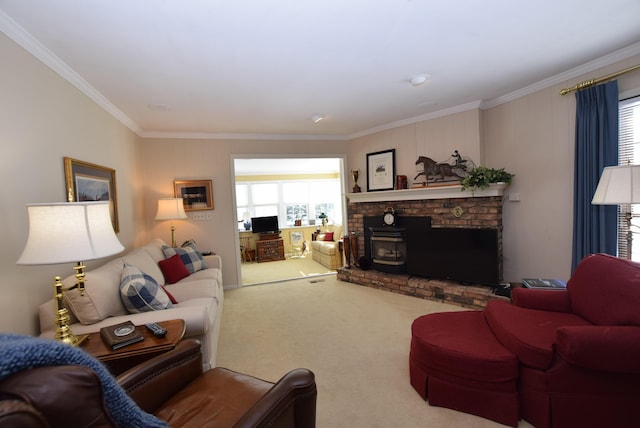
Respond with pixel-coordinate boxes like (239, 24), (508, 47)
(139, 131), (350, 141)
(482, 41), (640, 109)
(0, 10), (143, 135)
(347, 101), (484, 140)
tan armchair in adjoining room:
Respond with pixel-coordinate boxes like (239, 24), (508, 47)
(310, 224), (343, 269)
(0, 339), (317, 428)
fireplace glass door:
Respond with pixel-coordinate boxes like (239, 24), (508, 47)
(369, 227), (406, 273)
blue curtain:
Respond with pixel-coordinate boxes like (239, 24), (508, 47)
(572, 80), (618, 271)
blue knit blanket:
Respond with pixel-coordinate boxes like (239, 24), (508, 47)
(0, 334), (168, 427)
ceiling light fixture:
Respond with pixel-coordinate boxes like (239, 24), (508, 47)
(311, 114), (325, 123)
(410, 74), (430, 87)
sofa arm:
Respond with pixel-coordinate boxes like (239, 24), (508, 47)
(556, 326), (640, 373)
(511, 288), (571, 312)
(234, 368), (317, 428)
(203, 254), (222, 272)
(117, 339), (203, 413)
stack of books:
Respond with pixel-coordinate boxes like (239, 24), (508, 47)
(100, 320), (144, 350)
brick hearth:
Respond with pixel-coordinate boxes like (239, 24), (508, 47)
(337, 267), (507, 309)
(341, 185), (507, 309)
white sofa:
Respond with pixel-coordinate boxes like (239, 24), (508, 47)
(39, 239), (223, 369)
(311, 225), (344, 269)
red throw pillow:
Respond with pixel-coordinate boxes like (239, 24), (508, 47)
(162, 286), (179, 304)
(323, 232), (334, 241)
(159, 254), (190, 284)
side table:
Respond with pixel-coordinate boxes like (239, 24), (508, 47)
(81, 319), (185, 375)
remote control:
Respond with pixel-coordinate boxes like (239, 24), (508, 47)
(145, 322), (167, 338)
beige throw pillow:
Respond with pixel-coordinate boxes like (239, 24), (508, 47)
(63, 258), (127, 325)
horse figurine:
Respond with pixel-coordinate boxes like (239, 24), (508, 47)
(414, 156), (465, 182)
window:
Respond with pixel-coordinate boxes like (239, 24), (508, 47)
(283, 182), (309, 226)
(618, 95), (640, 260)
(235, 178), (342, 230)
(286, 204), (309, 225)
(236, 184), (249, 228)
(251, 183), (279, 219)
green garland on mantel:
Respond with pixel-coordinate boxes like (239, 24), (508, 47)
(460, 166), (514, 191)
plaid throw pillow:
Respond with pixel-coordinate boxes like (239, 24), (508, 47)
(162, 241), (207, 274)
(120, 263), (172, 313)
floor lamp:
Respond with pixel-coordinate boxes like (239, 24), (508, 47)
(16, 201), (124, 345)
(592, 164), (640, 259)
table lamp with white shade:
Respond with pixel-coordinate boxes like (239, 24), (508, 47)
(592, 164), (640, 259)
(155, 198), (188, 247)
(16, 201), (124, 345)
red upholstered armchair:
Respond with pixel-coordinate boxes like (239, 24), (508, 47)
(485, 253), (640, 427)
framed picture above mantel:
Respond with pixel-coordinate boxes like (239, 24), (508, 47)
(174, 179), (214, 211)
(366, 149), (395, 192)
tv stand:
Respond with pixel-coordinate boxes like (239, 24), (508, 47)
(256, 233), (285, 262)
(258, 232), (281, 241)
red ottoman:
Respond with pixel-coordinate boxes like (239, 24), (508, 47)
(410, 311), (519, 426)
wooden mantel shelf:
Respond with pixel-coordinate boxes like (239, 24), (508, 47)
(346, 182), (507, 203)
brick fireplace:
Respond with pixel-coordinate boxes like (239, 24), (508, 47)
(337, 184), (508, 309)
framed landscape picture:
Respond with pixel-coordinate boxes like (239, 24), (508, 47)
(366, 149), (395, 191)
(174, 179), (214, 211)
(64, 157), (119, 232)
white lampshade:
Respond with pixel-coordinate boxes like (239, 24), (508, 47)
(155, 198), (188, 220)
(17, 201), (124, 265)
(592, 165), (640, 204)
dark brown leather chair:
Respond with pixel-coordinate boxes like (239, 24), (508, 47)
(0, 339), (316, 428)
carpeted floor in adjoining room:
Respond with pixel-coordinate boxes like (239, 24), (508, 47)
(217, 276), (534, 428)
(240, 253), (333, 285)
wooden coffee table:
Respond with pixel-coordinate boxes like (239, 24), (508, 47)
(82, 319), (185, 375)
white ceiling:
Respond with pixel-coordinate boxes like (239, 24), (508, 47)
(2, 1), (640, 140)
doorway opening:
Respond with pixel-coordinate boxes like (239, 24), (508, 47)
(232, 156), (347, 285)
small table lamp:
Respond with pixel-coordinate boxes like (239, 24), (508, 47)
(155, 198), (188, 247)
(592, 164), (640, 258)
(16, 201), (124, 345)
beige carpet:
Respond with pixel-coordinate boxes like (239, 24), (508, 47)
(217, 276), (534, 428)
(240, 253), (333, 285)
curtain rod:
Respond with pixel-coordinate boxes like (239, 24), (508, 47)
(560, 64), (640, 95)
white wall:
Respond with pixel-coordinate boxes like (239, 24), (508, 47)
(0, 33), (145, 335)
(140, 139), (348, 287)
(484, 81), (575, 280)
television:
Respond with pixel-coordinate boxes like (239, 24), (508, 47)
(251, 215), (279, 234)
(406, 227), (500, 286)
